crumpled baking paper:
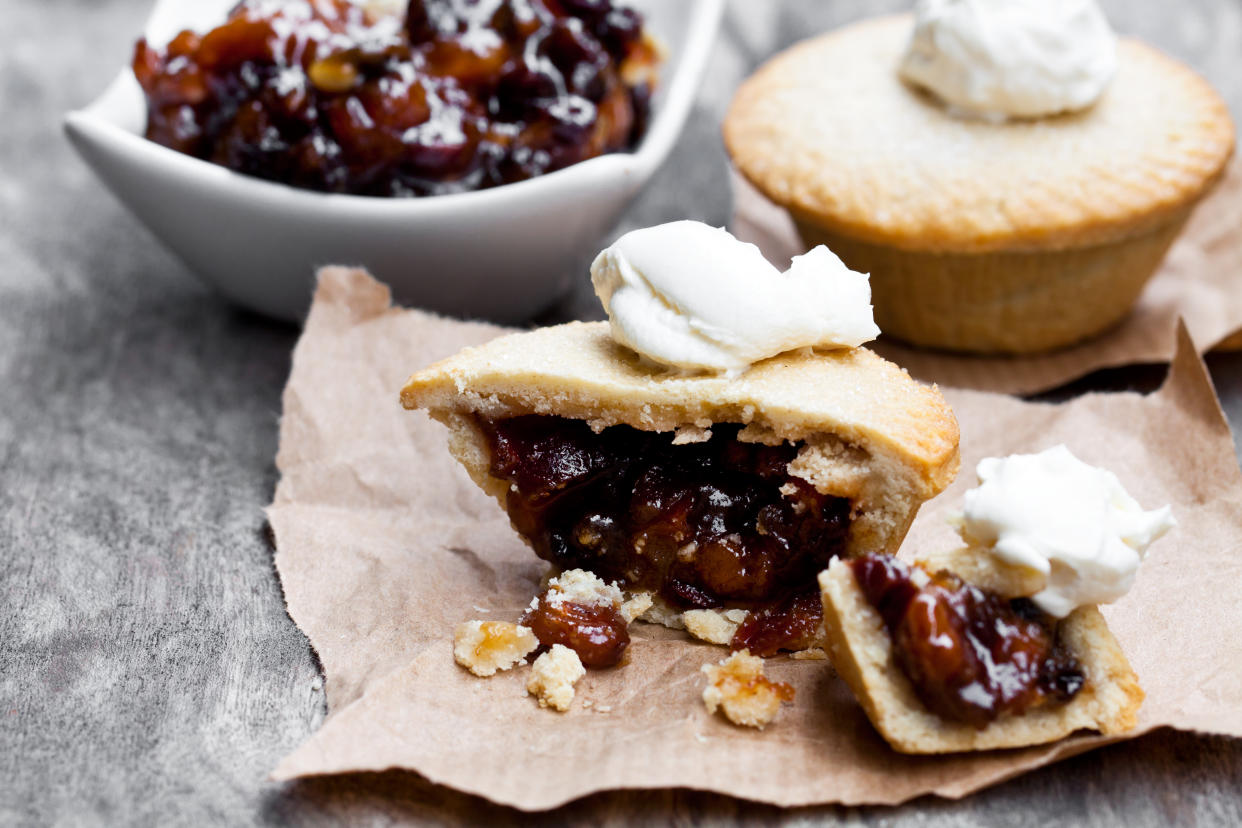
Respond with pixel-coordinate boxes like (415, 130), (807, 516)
(732, 163), (1242, 395)
(267, 267), (1242, 810)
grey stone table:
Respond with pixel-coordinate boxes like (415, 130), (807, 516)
(3, 0), (1241, 824)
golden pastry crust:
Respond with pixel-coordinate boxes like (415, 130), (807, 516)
(818, 555), (1144, 754)
(701, 650), (793, 729)
(401, 321), (960, 559)
(725, 15), (1235, 255)
(794, 215), (1191, 353)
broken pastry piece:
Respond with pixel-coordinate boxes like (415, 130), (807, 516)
(819, 445), (1174, 753)
(527, 645), (586, 712)
(401, 224), (958, 655)
(701, 649), (795, 729)
(453, 621), (538, 677)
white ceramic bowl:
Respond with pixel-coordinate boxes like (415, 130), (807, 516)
(65, 0), (724, 322)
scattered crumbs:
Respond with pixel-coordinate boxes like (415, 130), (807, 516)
(453, 620), (538, 677)
(695, 733), (708, 744)
(620, 591), (655, 623)
(541, 569), (623, 609)
(472, 605), (491, 613)
(701, 649), (795, 729)
(683, 608), (749, 646)
(790, 647), (828, 661)
(582, 699), (594, 709)
(527, 645), (586, 712)
(594, 704), (613, 713)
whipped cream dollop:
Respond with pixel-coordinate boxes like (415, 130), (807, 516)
(899, 0), (1118, 120)
(956, 445), (1175, 617)
(590, 221), (880, 375)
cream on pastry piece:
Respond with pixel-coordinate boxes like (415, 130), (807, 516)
(819, 551), (1143, 753)
(401, 321), (959, 647)
(821, 447), (1171, 752)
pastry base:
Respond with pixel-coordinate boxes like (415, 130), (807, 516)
(796, 212), (1191, 354)
(818, 558), (1144, 753)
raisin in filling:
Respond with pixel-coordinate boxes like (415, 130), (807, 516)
(850, 553), (1085, 728)
(520, 591), (629, 669)
(480, 415), (851, 651)
(133, 0), (658, 196)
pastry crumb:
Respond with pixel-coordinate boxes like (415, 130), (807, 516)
(638, 595), (687, 629)
(620, 591), (655, 623)
(671, 424), (713, 444)
(594, 703), (612, 713)
(534, 568), (623, 611)
(453, 620), (537, 677)
(701, 649), (795, 729)
(527, 644), (586, 711)
(790, 647), (828, 661)
(683, 608), (750, 645)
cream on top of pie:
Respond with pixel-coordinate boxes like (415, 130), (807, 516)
(953, 445), (1175, 617)
(899, 0), (1117, 119)
(590, 221), (879, 375)
(725, 15), (1235, 253)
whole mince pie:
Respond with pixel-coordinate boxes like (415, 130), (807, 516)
(132, 0), (660, 196)
(400, 320), (961, 654)
(819, 550), (1145, 754)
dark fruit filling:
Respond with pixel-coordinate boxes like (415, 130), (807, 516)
(480, 415), (852, 652)
(133, 0), (658, 196)
(730, 590), (825, 658)
(850, 553), (1085, 728)
(520, 590), (629, 668)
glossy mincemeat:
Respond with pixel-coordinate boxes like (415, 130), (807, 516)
(480, 414), (852, 653)
(520, 590), (630, 668)
(132, 0), (657, 196)
(851, 553), (1085, 728)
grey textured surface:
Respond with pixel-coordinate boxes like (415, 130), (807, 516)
(2, 0), (1241, 825)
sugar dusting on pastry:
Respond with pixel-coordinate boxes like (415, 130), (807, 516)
(900, 0), (1117, 120)
(590, 220), (879, 375)
(953, 445), (1175, 617)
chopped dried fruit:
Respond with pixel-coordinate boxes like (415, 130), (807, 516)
(481, 415), (852, 638)
(132, 0), (659, 196)
(521, 568), (630, 668)
(851, 553), (1085, 728)
(730, 589), (824, 657)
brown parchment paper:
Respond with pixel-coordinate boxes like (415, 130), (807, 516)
(732, 162), (1242, 396)
(267, 267), (1242, 811)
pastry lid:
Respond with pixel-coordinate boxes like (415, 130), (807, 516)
(400, 320), (959, 495)
(724, 15), (1236, 253)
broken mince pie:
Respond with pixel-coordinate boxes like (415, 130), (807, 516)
(819, 550), (1144, 753)
(400, 320), (960, 650)
(817, 443), (1176, 753)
